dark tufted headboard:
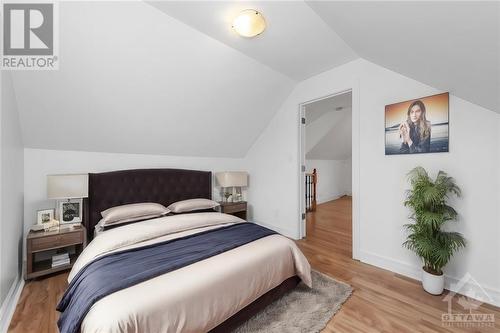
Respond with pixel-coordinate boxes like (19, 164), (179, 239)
(85, 168), (212, 240)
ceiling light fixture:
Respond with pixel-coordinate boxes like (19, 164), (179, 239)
(232, 9), (266, 38)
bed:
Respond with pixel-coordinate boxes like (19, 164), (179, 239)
(58, 168), (311, 333)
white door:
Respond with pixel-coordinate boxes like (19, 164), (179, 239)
(300, 105), (307, 238)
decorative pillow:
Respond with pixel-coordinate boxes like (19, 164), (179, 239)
(95, 213), (167, 234)
(167, 198), (220, 214)
(100, 202), (170, 226)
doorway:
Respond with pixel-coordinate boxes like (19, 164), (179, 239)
(299, 90), (353, 258)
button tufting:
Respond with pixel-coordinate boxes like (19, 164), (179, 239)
(86, 169), (211, 238)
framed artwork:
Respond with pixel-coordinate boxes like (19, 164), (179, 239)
(385, 92), (449, 155)
(58, 199), (83, 224)
(37, 209), (55, 225)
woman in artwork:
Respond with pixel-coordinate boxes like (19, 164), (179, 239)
(399, 100), (431, 153)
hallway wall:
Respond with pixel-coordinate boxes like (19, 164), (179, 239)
(245, 58), (500, 305)
(306, 159), (351, 203)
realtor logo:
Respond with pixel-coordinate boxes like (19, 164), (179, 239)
(441, 273), (495, 328)
(2, 2), (58, 69)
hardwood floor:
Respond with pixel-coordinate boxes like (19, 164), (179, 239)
(8, 197), (500, 332)
(8, 271), (67, 333)
(297, 196), (500, 333)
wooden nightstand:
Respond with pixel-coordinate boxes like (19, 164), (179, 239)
(26, 224), (87, 279)
(219, 201), (247, 220)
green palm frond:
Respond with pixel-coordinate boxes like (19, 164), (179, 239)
(403, 167), (466, 275)
(418, 210), (445, 228)
(407, 166), (429, 185)
(435, 171), (462, 198)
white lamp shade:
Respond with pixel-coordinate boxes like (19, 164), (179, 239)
(47, 174), (89, 199)
(215, 171), (248, 187)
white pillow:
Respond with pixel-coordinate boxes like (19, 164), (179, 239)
(100, 202), (170, 226)
(167, 198), (220, 214)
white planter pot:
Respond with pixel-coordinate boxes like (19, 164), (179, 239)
(422, 268), (444, 295)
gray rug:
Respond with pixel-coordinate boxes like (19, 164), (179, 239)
(234, 270), (352, 333)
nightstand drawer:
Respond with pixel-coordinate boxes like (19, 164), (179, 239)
(223, 203), (246, 214)
(30, 232), (83, 252)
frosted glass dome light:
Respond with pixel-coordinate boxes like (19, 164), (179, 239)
(232, 10), (266, 38)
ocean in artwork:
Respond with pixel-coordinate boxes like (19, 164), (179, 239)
(385, 122), (449, 155)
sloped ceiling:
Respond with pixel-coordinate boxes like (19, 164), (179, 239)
(305, 110), (348, 154)
(147, 1), (358, 81)
(11, 1), (294, 157)
(10, 1), (498, 158)
(307, 111), (351, 160)
(305, 93), (352, 160)
(305, 91), (352, 124)
(307, 1), (500, 113)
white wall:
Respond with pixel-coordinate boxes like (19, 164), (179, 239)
(245, 60), (361, 239)
(12, 1), (294, 158)
(306, 108), (352, 161)
(246, 58), (500, 305)
(305, 110), (347, 154)
(0, 72), (24, 328)
(23, 148), (245, 236)
(305, 159), (351, 203)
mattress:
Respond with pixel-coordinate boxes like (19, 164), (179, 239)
(65, 212), (311, 333)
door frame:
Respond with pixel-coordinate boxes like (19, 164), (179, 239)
(297, 81), (360, 260)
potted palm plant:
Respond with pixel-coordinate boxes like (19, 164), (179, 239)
(403, 166), (466, 295)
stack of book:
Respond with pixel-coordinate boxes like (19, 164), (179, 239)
(52, 253), (70, 268)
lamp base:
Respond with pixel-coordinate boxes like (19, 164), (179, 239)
(232, 186), (243, 202)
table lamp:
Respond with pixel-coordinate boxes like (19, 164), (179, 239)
(47, 174), (88, 224)
(215, 171), (248, 202)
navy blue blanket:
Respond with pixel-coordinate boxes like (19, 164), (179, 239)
(57, 223), (276, 333)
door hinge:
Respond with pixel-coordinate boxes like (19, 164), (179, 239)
(302, 213), (306, 220)
(301, 165), (306, 172)
(301, 117), (306, 124)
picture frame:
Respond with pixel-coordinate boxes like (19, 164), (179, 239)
(58, 199), (83, 224)
(385, 92), (449, 155)
(37, 209), (55, 226)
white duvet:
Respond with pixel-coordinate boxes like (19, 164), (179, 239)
(68, 212), (312, 333)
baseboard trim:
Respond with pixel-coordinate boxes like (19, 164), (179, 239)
(317, 195), (341, 205)
(444, 275), (500, 308)
(359, 250), (500, 307)
(0, 276), (24, 333)
(317, 192), (351, 205)
(359, 250), (421, 280)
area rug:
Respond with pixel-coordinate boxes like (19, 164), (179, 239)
(234, 270), (352, 333)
